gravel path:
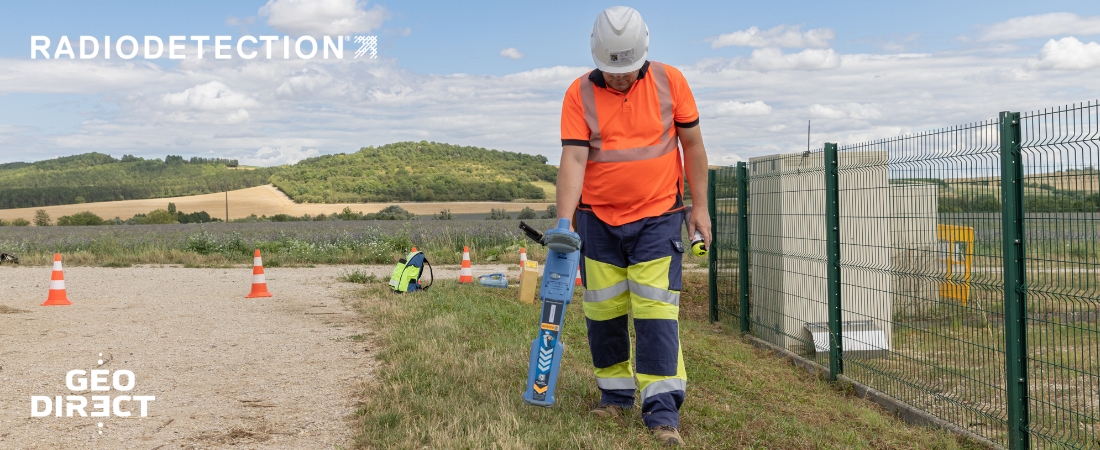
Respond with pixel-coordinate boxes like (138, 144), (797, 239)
(0, 265), (420, 449)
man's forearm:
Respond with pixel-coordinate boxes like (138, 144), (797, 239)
(683, 142), (709, 207)
(677, 125), (709, 205)
(556, 145), (588, 223)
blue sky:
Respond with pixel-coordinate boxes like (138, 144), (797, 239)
(1, 0), (1099, 166)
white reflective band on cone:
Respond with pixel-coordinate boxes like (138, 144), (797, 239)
(252, 274), (266, 284)
(254, 257), (262, 266)
(49, 280), (66, 290)
(53, 262), (63, 270)
(460, 267), (472, 275)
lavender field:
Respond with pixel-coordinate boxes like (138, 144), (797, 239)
(0, 220), (558, 266)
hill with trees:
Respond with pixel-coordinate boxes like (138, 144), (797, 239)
(269, 141), (556, 203)
(0, 142), (559, 208)
(0, 153), (271, 209)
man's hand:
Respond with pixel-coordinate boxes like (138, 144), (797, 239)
(687, 206), (711, 249)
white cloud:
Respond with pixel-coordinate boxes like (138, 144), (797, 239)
(243, 146), (319, 166)
(500, 48), (524, 59)
(855, 33), (921, 52)
(712, 152), (748, 165)
(809, 104), (846, 119)
(1030, 37), (1100, 70)
(260, 0), (389, 36)
(809, 103), (882, 120)
(4, 33), (1100, 170)
(226, 15), (256, 33)
(712, 101), (772, 117)
(707, 25), (835, 49)
(163, 81), (258, 111)
(980, 13), (1100, 41)
(0, 58), (172, 94)
(744, 48), (841, 70)
(151, 81), (260, 125)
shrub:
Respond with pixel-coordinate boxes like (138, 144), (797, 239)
(57, 211), (106, 226)
(12, 218), (30, 226)
(177, 210), (216, 224)
(486, 208), (511, 220)
(436, 209), (453, 220)
(517, 207), (537, 220)
(369, 205), (416, 220)
(34, 209), (51, 226)
(139, 209), (178, 224)
(541, 204), (557, 219)
(337, 207), (363, 220)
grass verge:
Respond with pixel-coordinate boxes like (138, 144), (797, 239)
(348, 270), (984, 449)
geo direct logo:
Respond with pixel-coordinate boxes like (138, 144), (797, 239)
(30, 355), (155, 419)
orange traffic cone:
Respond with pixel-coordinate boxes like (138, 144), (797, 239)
(41, 254), (72, 306)
(519, 247), (527, 280)
(575, 267), (583, 287)
(459, 246), (473, 284)
(246, 249), (273, 298)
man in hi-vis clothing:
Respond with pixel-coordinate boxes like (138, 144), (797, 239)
(555, 6), (711, 447)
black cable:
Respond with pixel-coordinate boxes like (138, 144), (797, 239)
(422, 259), (434, 291)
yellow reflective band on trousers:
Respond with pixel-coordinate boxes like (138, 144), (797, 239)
(583, 254), (686, 397)
(594, 361), (636, 391)
(638, 345), (687, 401)
(583, 258), (629, 322)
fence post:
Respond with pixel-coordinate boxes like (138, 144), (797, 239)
(999, 111), (1030, 449)
(707, 168), (718, 323)
(824, 143), (843, 381)
(737, 161), (751, 334)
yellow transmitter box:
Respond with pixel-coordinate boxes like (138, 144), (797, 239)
(518, 261), (539, 304)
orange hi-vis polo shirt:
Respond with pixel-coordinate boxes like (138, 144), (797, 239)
(561, 60), (700, 226)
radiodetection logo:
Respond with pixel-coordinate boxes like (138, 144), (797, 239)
(30, 34), (378, 60)
(31, 360), (155, 419)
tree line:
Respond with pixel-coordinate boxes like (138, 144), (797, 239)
(0, 142), (559, 208)
(16, 203), (223, 227)
(0, 152), (271, 208)
(270, 141), (555, 203)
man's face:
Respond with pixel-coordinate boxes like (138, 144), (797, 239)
(604, 69), (639, 93)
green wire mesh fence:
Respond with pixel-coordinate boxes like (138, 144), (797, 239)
(746, 152), (833, 369)
(710, 166), (743, 323)
(837, 121), (1011, 446)
(1020, 103), (1100, 449)
(709, 101), (1100, 450)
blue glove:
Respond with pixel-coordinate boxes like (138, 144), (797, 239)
(544, 218), (581, 254)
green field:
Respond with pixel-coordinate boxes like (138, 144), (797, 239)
(343, 271), (984, 449)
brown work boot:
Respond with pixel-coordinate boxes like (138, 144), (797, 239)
(651, 425), (684, 446)
(589, 403), (624, 418)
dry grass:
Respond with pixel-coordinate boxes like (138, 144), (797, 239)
(0, 185), (554, 223)
(349, 271), (984, 449)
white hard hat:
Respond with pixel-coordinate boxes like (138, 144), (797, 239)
(590, 6), (649, 74)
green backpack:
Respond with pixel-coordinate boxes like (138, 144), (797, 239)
(388, 250), (433, 293)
